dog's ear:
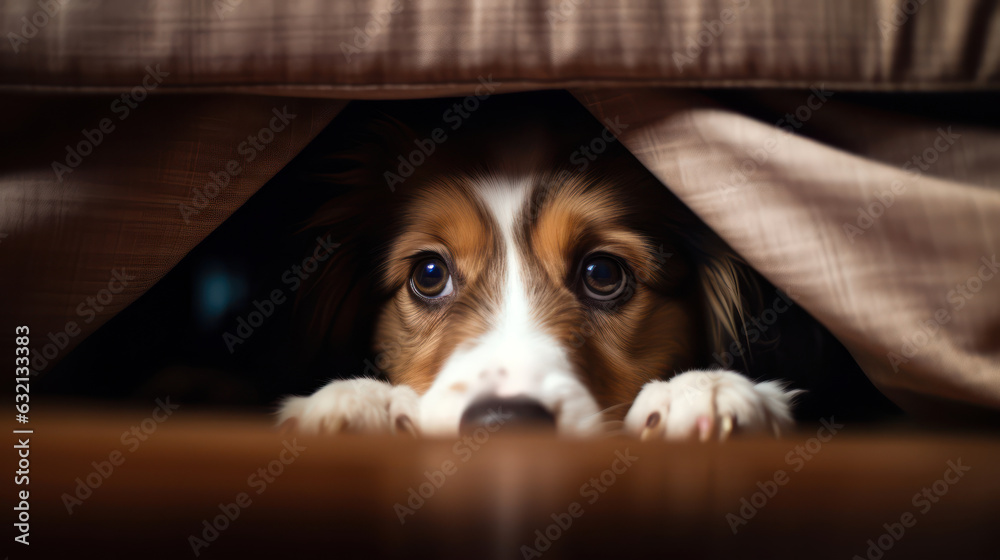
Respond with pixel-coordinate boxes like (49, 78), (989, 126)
(291, 108), (422, 359)
(603, 150), (764, 371)
(652, 189), (761, 367)
(295, 198), (380, 357)
(689, 234), (762, 368)
(638, 172), (762, 368)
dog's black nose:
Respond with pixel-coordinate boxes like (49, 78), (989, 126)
(459, 396), (556, 434)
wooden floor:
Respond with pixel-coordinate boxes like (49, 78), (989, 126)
(16, 407), (1000, 559)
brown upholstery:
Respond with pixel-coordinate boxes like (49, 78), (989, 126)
(2, 0), (997, 94)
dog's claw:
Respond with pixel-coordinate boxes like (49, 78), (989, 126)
(720, 414), (734, 441)
(696, 415), (713, 442)
(639, 412), (661, 441)
(395, 414), (418, 437)
(324, 416), (347, 434)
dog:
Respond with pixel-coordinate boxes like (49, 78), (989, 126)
(277, 94), (800, 441)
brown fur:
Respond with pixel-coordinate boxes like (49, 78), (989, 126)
(299, 98), (759, 419)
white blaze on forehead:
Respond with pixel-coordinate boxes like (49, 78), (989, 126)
(475, 176), (533, 336)
(417, 175), (601, 436)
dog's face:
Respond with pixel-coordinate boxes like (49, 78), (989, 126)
(304, 97), (752, 437)
(371, 170), (706, 435)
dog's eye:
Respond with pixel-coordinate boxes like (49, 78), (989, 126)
(411, 257), (454, 299)
(581, 255), (628, 301)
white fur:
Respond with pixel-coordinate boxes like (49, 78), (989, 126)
(277, 176), (798, 440)
(418, 178), (601, 436)
(277, 378), (419, 434)
(279, 177), (602, 437)
(623, 370), (800, 441)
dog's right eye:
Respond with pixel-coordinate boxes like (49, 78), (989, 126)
(410, 257), (454, 299)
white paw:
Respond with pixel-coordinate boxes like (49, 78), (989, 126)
(624, 370), (799, 441)
(277, 378), (420, 435)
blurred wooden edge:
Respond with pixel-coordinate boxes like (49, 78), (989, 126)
(11, 407), (1000, 559)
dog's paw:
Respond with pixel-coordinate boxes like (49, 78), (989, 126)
(277, 378), (420, 435)
(623, 370), (799, 441)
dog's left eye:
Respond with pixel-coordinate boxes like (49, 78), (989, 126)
(580, 255), (629, 301)
(411, 257), (454, 299)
